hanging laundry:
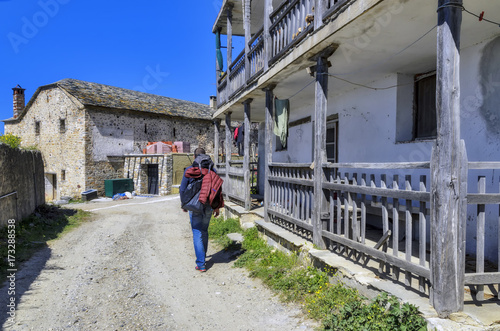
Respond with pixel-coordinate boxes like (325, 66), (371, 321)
(233, 126), (239, 141)
(274, 98), (289, 148)
(237, 124), (244, 156)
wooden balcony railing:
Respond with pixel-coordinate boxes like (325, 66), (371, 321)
(269, 0), (314, 63)
(216, 0), (352, 108)
(248, 26), (265, 82)
(323, 0), (351, 20)
(262, 161), (500, 302)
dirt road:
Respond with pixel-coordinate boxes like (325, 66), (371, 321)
(1, 196), (317, 330)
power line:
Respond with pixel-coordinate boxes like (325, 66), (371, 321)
(327, 74), (414, 91)
(463, 7), (500, 27)
(285, 79), (315, 99)
(438, 3), (500, 27)
(331, 24), (438, 76)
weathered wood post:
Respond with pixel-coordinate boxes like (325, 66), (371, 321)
(263, 85), (276, 222)
(431, 0), (467, 316)
(214, 119), (221, 164)
(312, 46), (336, 249)
(314, 0), (327, 30)
(215, 27), (222, 104)
(227, 4), (234, 77)
(243, 99), (253, 210)
(263, 0), (272, 72)
(225, 112), (232, 201)
(243, 0), (251, 83)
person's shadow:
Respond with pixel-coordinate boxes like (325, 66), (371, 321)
(205, 244), (243, 270)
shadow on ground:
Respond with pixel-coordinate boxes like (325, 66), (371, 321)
(206, 244), (243, 270)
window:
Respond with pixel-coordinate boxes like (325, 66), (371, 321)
(35, 121), (40, 135)
(61, 169), (66, 181)
(414, 72), (437, 139)
(326, 119), (338, 163)
(59, 119), (66, 133)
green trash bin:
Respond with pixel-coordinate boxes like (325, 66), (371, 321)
(104, 179), (134, 197)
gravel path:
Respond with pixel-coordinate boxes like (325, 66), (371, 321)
(1, 196), (317, 330)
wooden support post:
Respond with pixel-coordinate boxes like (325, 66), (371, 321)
(243, 0), (251, 83)
(225, 112), (232, 201)
(312, 47), (335, 249)
(214, 119), (221, 164)
(263, 85), (275, 222)
(243, 99), (252, 210)
(431, 0), (466, 317)
(227, 4), (234, 77)
(263, 0), (272, 72)
(215, 27), (222, 103)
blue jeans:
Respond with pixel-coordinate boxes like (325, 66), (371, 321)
(189, 209), (212, 268)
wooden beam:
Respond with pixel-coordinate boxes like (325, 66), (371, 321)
(243, 99), (252, 210)
(313, 53), (332, 249)
(322, 230), (431, 279)
(324, 162), (430, 169)
(268, 209), (314, 232)
(431, 0), (466, 317)
(374, 230), (392, 250)
(243, 0), (251, 83)
(214, 119), (220, 164)
(227, 4), (233, 77)
(225, 112), (232, 201)
(269, 175), (313, 187)
(314, 0), (328, 30)
(215, 27), (222, 104)
(264, 85), (275, 222)
(322, 181), (430, 202)
(464, 272), (500, 285)
(263, 0), (272, 72)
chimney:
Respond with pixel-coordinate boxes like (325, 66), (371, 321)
(209, 95), (217, 110)
(12, 84), (26, 119)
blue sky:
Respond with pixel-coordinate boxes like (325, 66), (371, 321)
(0, 0), (242, 134)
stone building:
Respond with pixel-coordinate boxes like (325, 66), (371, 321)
(3, 79), (214, 199)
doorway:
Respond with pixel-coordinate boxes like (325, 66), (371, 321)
(45, 173), (57, 201)
(147, 164), (159, 195)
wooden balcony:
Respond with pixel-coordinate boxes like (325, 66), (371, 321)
(216, 0), (350, 108)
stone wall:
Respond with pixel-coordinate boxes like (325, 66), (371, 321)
(85, 107), (214, 195)
(0, 144), (45, 227)
(124, 155), (172, 196)
(4, 87), (86, 199)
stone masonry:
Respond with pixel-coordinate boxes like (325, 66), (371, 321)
(4, 79), (214, 199)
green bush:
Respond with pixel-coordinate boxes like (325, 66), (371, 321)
(322, 292), (427, 331)
(0, 133), (21, 149)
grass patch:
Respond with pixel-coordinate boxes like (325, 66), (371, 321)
(0, 205), (92, 281)
(209, 217), (427, 330)
(208, 216), (242, 249)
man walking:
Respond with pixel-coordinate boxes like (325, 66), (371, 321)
(180, 148), (221, 272)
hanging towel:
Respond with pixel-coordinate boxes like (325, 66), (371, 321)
(274, 98), (289, 148)
(234, 127), (239, 141)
